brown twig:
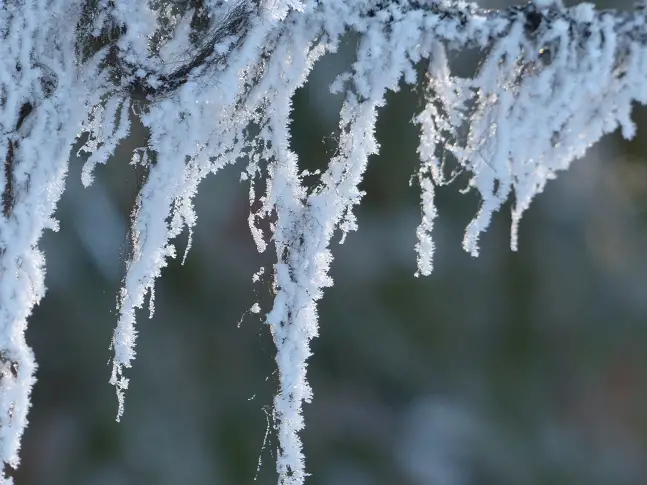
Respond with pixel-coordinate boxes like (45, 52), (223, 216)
(3, 102), (33, 218)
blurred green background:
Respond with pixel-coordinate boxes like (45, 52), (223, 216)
(14, 0), (647, 484)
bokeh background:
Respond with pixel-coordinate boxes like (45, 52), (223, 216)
(14, 0), (647, 484)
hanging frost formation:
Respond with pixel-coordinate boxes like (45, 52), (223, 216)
(2, 0), (647, 483)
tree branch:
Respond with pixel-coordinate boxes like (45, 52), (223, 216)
(121, 0), (257, 96)
(104, 1), (647, 99)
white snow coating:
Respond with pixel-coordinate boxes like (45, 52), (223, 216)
(2, 0), (647, 483)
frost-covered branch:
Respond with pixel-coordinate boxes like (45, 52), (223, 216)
(100, 1), (647, 99)
(3, 0), (647, 484)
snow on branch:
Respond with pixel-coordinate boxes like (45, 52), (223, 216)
(2, 0), (647, 483)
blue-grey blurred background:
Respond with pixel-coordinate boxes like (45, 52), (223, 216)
(15, 0), (647, 484)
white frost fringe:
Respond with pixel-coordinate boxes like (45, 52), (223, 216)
(3, 0), (647, 483)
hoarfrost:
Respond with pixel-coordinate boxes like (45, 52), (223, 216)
(2, 0), (647, 483)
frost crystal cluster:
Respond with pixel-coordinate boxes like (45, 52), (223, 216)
(1, 0), (646, 482)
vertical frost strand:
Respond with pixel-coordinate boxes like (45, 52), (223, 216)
(0, 0), (111, 479)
